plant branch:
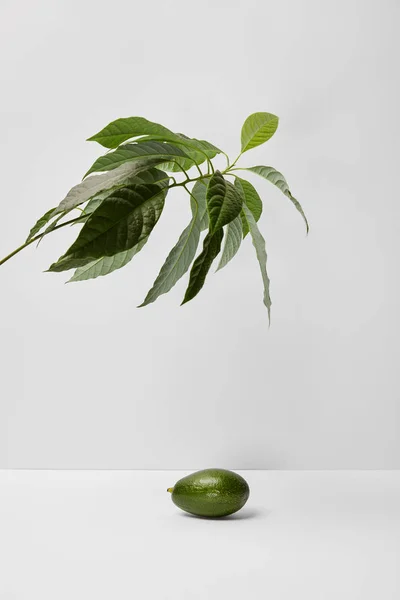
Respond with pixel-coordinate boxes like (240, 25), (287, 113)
(194, 163), (204, 177)
(0, 170), (214, 269)
(226, 152), (242, 171)
(222, 151), (230, 169)
(0, 216), (87, 267)
(169, 173), (211, 190)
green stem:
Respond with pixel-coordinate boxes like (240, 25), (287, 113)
(177, 165), (190, 180)
(0, 216), (87, 267)
(169, 173), (211, 190)
(226, 152), (242, 172)
(194, 163), (204, 177)
(169, 156), (204, 179)
(182, 183), (199, 206)
(222, 151), (230, 169)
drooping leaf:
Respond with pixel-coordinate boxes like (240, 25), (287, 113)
(139, 185), (208, 307)
(216, 215), (243, 271)
(48, 180), (168, 273)
(84, 141), (190, 178)
(206, 171), (242, 232)
(241, 112), (279, 153)
(190, 180), (209, 231)
(181, 229), (224, 305)
(243, 165), (309, 233)
(234, 177), (263, 237)
(242, 204), (271, 322)
(68, 237), (148, 283)
(87, 116), (177, 149)
(26, 207), (57, 242)
(54, 159), (164, 216)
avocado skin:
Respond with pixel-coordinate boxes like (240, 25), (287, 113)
(170, 468), (250, 518)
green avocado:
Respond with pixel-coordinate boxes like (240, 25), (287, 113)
(167, 468), (250, 518)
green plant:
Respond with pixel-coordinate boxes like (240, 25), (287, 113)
(0, 112), (308, 320)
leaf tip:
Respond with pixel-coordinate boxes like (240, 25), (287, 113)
(86, 134), (98, 143)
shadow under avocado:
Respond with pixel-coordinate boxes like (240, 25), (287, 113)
(178, 507), (271, 521)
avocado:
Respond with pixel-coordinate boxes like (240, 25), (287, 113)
(167, 468), (250, 518)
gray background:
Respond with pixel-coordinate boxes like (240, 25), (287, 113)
(0, 0), (398, 469)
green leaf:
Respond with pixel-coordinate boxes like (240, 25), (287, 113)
(81, 193), (108, 217)
(139, 187), (208, 307)
(241, 112), (279, 153)
(216, 215), (243, 271)
(133, 137), (197, 173)
(181, 229), (224, 305)
(72, 168), (170, 226)
(137, 135), (221, 173)
(82, 168), (168, 215)
(84, 141), (189, 178)
(26, 207), (57, 242)
(234, 177), (263, 237)
(155, 156), (197, 174)
(54, 159), (164, 216)
(242, 204), (271, 322)
(70, 190), (114, 225)
(243, 165), (309, 233)
(176, 134), (221, 156)
(175, 135), (221, 164)
(137, 134), (220, 161)
(48, 179), (168, 273)
(87, 116), (223, 164)
(87, 116), (176, 149)
(190, 180), (209, 231)
(206, 171), (242, 232)
(68, 238), (148, 283)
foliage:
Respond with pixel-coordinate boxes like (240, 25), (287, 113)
(0, 112), (308, 321)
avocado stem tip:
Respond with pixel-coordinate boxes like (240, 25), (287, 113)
(167, 487), (174, 493)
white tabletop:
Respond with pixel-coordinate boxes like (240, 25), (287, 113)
(1, 470), (399, 599)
